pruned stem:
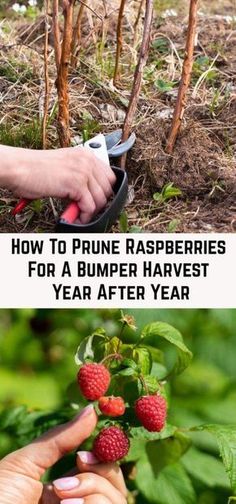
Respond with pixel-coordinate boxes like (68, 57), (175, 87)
(71, 1), (86, 68)
(42, 0), (50, 150)
(166, 0), (199, 154)
(52, 0), (61, 71)
(121, 0), (153, 167)
(56, 0), (75, 147)
(133, 0), (145, 47)
(113, 0), (126, 86)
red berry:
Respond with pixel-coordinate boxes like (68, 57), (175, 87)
(135, 394), (167, 432)
(77, 363), (110, 401)
(93, 426), (130, 462)
(98, 396), (126, 417)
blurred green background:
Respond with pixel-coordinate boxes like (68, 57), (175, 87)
(0, 308), (236, 503)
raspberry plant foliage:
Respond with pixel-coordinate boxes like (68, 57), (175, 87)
(2, 312), (236, 503)
(74, 313), (193, 464)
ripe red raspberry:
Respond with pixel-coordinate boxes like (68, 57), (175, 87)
(93, 426), (130, 462)
(98, 396), (126, 417)
(135, 394), (167, 432)
(77, 363), (110, 401)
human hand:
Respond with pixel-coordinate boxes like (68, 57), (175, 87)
(0, 145), (116, 224)
(0, 405), (127, 504)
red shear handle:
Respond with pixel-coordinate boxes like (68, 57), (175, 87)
(60, 201), (80, 224)
(12, 198), (30, 216)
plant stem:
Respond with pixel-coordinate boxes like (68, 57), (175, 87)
(42, 0), (50, 149)
(71, 1), (86, 67)
(113, 0), (126, 86)
(139, 374), (149, 395)
(52, 0), (61, 71)
(166, 0), (199, 154)
(121, 0), (153, 168)
(56, 0), (75, 147)
(101, 353), (123, 365)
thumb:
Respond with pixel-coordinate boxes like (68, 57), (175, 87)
(1, 405), (97, 481)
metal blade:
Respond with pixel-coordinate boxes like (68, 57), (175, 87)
(108, 132), (136, 157)
(105, 129), (123, 150)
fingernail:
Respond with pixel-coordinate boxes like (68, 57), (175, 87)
(75, 404), (94, 420)
(77, 451), (99, 465)
(61, 500), (84, 504)
(53, 477), (80, 491)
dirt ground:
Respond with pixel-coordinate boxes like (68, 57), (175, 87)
(0, 0), (235, 232)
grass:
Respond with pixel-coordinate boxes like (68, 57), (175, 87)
(0, 121), (43, 149)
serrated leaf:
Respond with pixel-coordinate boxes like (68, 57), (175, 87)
(117, 367), (137, 377)
(133, 347), (152, 375)
(122, 358), (139, 370)
(192, 424), (236, 493)
(142, 375), (160, 394)
(105, 336), (121, 355)
(141, 322), (192, 375)
(130, 424), (177, 442)
(126, 425), (177, 462)
(147, 431), (192, 475)
(182, 447), (230, 490)
(75, 330), (106, 365)
(135, 460), (196, 504)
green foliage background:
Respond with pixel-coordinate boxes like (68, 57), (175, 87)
(0, 308), (236, 504)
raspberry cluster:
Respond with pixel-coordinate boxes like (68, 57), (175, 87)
(77, 361), (167, 463)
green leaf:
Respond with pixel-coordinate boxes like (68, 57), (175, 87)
(126, 424), (177, 462)
(119, 211), (128, 233)
(75, 329), (106, 365)
(136, 460), (196, 504)
(151, 362), (168, 380)
(143, 375), (160, 394)
(154, 79), (176, 93)
(182, 447), (230, 490)
(133, 347), (152, 375)
(141, 321), (192, 375)
(117, 367), (137, 377)
(105, 336), (121, 355)
(0, 405), (28, 429)
(153, 183), (182, 203)
(192, 425), (236, 493)
(147, 431), (191, 475)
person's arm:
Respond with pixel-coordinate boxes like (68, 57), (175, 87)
(0, 145), (116, 224)
(0, 405), (127, 504)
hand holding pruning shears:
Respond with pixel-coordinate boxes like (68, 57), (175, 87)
(11, 130), (135, 232)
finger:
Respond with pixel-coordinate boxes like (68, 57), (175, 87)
(88, 176), (107, 213)
(2, 406), (97, 481)
(92, 168), (114, 199)
(77, 189), (96, 224)
(53, 472), (126, 504)
(76, 452), (127, 497)
(61, 496), (112, 504)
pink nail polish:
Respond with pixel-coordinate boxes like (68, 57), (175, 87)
(53, 477), (80, 491)
(61, 500), (84, 504)
(77, 451), (99, 465)
(75, 404), (94, 420)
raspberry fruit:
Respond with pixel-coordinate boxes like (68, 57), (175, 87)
(98, 396), (126, 417)
(135, 394), (167, 432)
(93, 426), (130, 462)
(77, 363), (110, 401)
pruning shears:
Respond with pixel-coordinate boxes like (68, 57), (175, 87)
(12, 130), (136, 233)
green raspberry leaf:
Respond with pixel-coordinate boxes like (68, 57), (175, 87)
(192, 424), (236, 493)
(135, 460), (196, 504)
(133, 347), (152, 375)
(75, 329), (107, 365)
(140, 322), (192, 376)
